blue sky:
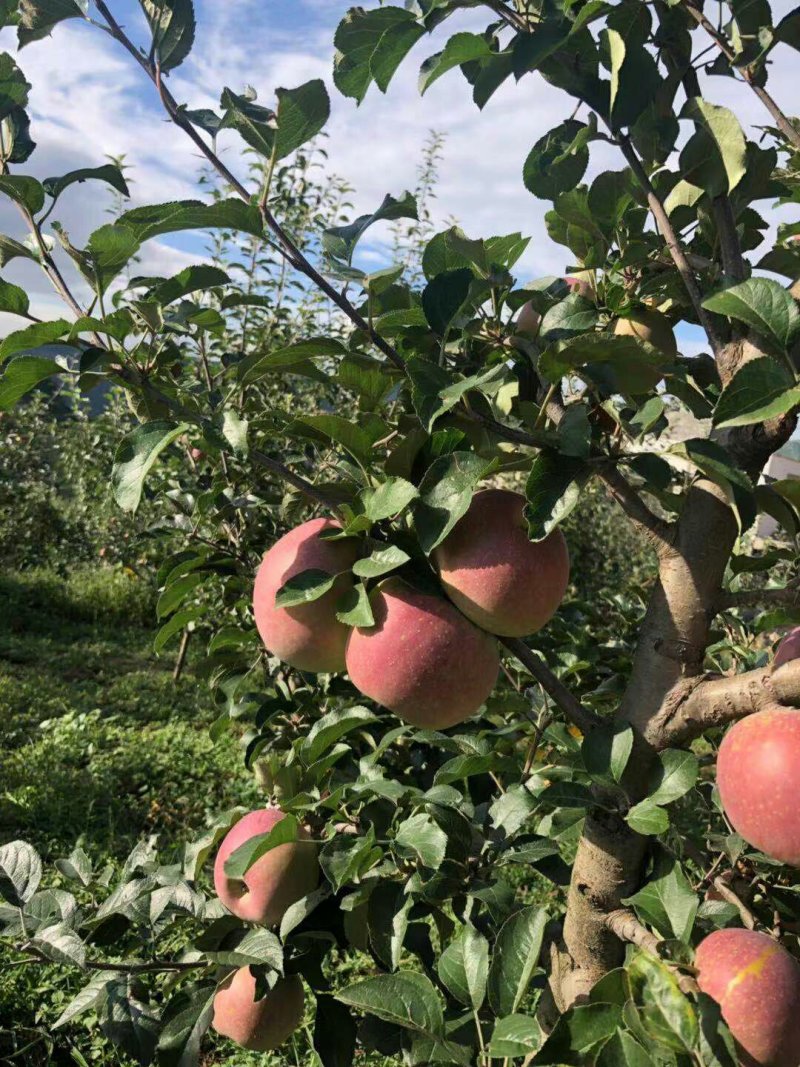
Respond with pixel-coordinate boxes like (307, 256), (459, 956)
(0, 0), (798, 358)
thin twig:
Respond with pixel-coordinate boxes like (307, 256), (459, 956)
(482, 0), (529, 32)
(597, 465), (675, 554)
(12, 943), (207, 975)
(502, 637), (600, 735)
(718, 582), (800, 611)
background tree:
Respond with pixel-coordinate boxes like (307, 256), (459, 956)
(2, 1), (800, 1065)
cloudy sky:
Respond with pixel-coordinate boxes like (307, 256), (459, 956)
(0, 0), (798, 353)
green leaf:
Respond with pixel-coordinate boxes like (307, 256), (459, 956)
(680, 98), (747, 197)
(18, 0), (86, 46)
(153, 609), (200, 654)
(703, 278), (800, 351)
(156, 986), (215, 1067)
(0, 840), (42, 906)
(624, 851), (698, 943)
(240, 336), (347, 382)
(582, 722), (634, 784)
(412, 451), (495, 554)
(157, 572), (204, 620)
(0, 352), (66, 410)
(224, 814), (299, 879)
(0, 232), (37, 266)
(274, 80), (330, 160)
(275, 568), (338, 609)
(141, 0), (195, 72)
(62, 222), (141, 293)
(540, 294), (599, 342)
(304, 706), (378, 763)
(524, 119), (592, 201)
(112, 421), (190, 513)
(487, 906), (548, 1016)
(118, 198), (263, 243)
(205, 928), (283, 970)
(337, 971), (444, 1041)
(146, 265), (229, 305)
(368, 882), (412, 970)
(540, 332), (670, 395)
(320, 833), (381, 892)
(487, 1014), (543, 1059)
(626, 799), (669, 835)
(32, 921), (86, 968)
(596, 1030), (656, 1067)
(55, 845), (92, 887)
(353, 545), (411, 580)
(362, 478), (419, 522)
(221, 410), (248, 455)
(438, 925), (489, 1010)
(313, 995), (358, 1067)
(0, 173), (44, 213)
(0, 277), (30, 317)
(395, 812), (447, 869)
(336, 583), (375, 627)
(648, 749), (698, 806)
(323, 192), (417, 269)
(53, 973), (120, 1030)
(44, 162), (129, 205)
(419, 32), (493, 94)
(333, 6), (425, 103)
(0, 319), (71, 361)
(628, 951), (698, 1053)
(535, 1003), (622, 1065)
(525, 449), (590, 541)
(289, 413), (375, 465)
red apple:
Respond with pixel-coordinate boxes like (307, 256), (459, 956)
(775, 627), (800, 668)
(344, 578), (499, 729)
(565, 274), (593, 300)
(696, 928), (800, 1067)
(717, 707), (800, 866)
(253, 518), (359, 673)
(213, 808), (319, 926)
(212, 967), (304, 1051)
(432, 489), (569, 637)
(515, 300), (541, 338)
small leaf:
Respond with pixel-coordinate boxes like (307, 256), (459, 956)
(53, 972), (121, 1029)
(274, 79), (330, 161)
(596, 1030), (656, 1067)
(412, 451), (495, 554)
(626, 799), (669, 835)
(33, 921), (86, 968)
(224, 814), (299, 879)
(524, 119), (591, 201)
(422, 268), (472, 335)
(156, 985), (215, 1067)
(44, 162), (129, 204)
(141, 0), (195, 72)
(353, 545), (411, 580)
(419, 32), (493, 94)
(333, 6), (425, 104)
(112, 421), (190, 513)
(680, 97), (747, 197)
(488, 1014), (543, 1059)
(703, 279), (800, 351)
(303, 705), (378, 762)
(648, 750), (698, 806)
(0, 352), (65, 409)
(314, 994), (358, 1067)
(0, 840), (42, 905)
(275, 568), (338, 609)
(205, 927), (283, 970)
(525, 449), (590, 541)
(534, 1002), (622, 1064)
(437, 924), (489, 1009)
(582, 722), (634, 784)
(624, 851), (698, 943)
(336, 582), (375, 627)
(487, 906), (548, 1016)
(395, 812), (447, 869)
(362, 478), (418, 522)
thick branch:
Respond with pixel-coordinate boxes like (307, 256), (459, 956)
(718, 582), (800, 611)
(682, 1), (800, 150)
(662, 659), (800, 744)
(597, 465), (676, 555)
(616, 135), (723, 356)
(604, 910), (698, 994)
(502, 637), (601, 735)
(482, 0), (529, 32)
(93, 2), (407, 374)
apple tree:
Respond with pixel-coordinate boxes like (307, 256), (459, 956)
(3, 1), (800, 1065)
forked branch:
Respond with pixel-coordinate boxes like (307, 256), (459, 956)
(718, 583), (800, 611)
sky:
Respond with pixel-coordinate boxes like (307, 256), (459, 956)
(0, 0), (798, 355)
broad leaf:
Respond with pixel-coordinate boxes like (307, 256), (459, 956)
(0, 840), (42, 905)
(141, 0), (195, 72)
(337, 971), (445, 1041)
(112, 421), (190, 513)
(412, 451), (495, 553)
(438, 924), (489, 1009)
(525, 449), (590, 540)
(487, 906), (548, 1016)
(703, 278), (800, 351)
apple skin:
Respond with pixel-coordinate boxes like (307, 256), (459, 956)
(212, 967), (305, 1052)
(774, 627), (800, 668)
(432, 489), (569, 637)
(696, 928), (800, 1067)
(516, 301), (542, 338)
(613, 307), (678, 358)
(253, 518), (358, 673)
(717, 707), (800, 866)
(565, 274), (594, 300)
(213, 809), (319, 926)
(344, 578), (500, 729)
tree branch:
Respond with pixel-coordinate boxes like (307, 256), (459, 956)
(502, 637), (601, 735)
(12, 943), (207, 975)
(597, 465), (676, 555)
(482, 0), (529, 32)
(682, 1), (800, 150)
(661, 659), (800, 744)
(604, 908), (663, 954)
(718, 582), (800, 611)
(93, 1), (407, 374)
(616, 135), (724, 356)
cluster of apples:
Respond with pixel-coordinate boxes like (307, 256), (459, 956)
(691, 628), (800, 1067)
(252, 487), (570, 730)
(209, 808), (319, 1051)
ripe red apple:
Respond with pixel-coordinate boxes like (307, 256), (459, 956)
(212, 967), (304, 1052)
(344, 578), (499, 729)
(253, 518), (358, 673)
(717, 707), (800, 866)
(213, 808), (319, 926)
(696, 928), (800, 1067)
(774, 627), (800, 668)
(515, 300), (541, 338)
(190, 447), (205, 462)
(613, 307), (677, 358)
(432, 489), (569, 637)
